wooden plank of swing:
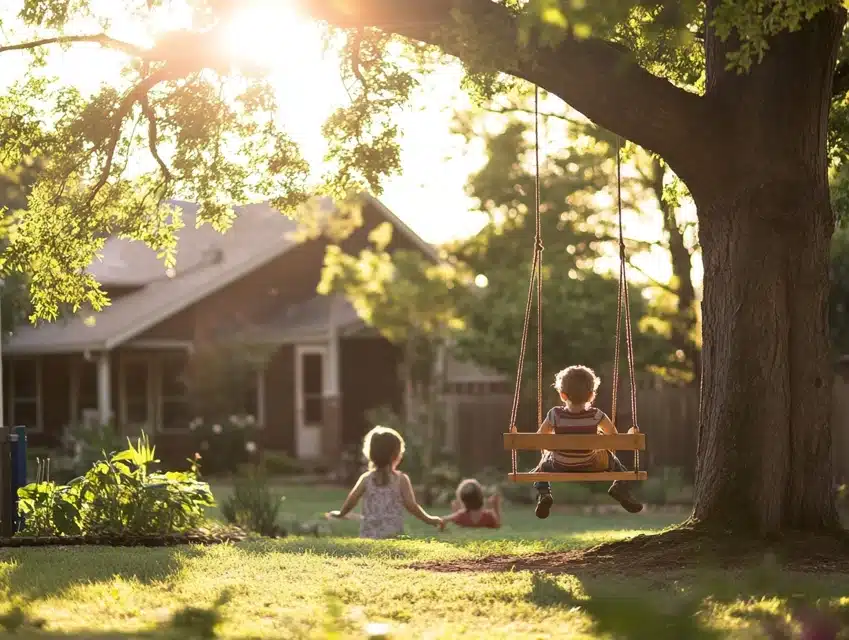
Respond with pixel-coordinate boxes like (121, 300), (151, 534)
(503, 432), (645, 451)
(508, 471), (648, 483)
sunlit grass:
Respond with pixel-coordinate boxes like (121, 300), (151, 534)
(0, 484), (843, 638)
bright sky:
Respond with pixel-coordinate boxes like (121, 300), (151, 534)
(0, 0), (701, 291)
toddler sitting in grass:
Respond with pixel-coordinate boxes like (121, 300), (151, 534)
(443, 479), (502, 529)
(327, 425), (444, 539)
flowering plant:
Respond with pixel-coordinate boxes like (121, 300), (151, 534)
(188, 413), (260, 475)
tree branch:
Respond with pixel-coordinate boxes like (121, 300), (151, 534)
(0, 33), (144, 57)
(301, 0), (710, 183)
(480, 103), (587, 128)
(87, 68), (175, 205)
(627, 258), (676, 295)
(140, 95), (173, 185)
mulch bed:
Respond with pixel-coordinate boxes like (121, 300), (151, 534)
(0, 529), (248, 548)
(413, 528), (849, 576)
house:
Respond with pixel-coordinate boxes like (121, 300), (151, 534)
(2, 195), (493, 462)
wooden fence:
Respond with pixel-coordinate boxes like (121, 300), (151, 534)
(447, 378), (849, 481)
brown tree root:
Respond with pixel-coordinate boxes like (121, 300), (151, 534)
(413, 526), (849, 575)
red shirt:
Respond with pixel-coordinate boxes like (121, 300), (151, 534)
(452, 509), (499, 528)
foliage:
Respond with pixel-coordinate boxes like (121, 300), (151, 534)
(320, 220), (465, 466)
(0, 0), (844, 324)
(189, 414), (260, 476)
(447, 118), (671, 385)
(319, 221), (468, 354)
(17, 434), (214, 536)
(219, 467), (286, 537)
(831, 223), (849, 355)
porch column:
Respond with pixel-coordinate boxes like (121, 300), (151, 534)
(322, 298), (342, 461)
(96, 351), (112, 426)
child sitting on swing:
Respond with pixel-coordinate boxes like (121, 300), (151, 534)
(444, 479), (502, 529)
(532, 365), (643, 519)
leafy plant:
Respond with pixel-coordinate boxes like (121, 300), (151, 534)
(17, 434), (215, 537)
(219, 467), (285, 537)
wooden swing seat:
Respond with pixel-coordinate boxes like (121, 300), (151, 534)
(503, 432), (647, 483)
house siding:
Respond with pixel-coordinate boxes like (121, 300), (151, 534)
(262, 344), (295, 453)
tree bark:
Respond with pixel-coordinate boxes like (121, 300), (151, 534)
(691, 7), (844, 534)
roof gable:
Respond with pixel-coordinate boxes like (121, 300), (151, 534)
(7, 195), (435, 354)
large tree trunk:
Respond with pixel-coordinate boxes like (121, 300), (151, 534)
(691, 7), (844, 534)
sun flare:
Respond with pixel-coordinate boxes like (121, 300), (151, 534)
(219, 0), (320, 72)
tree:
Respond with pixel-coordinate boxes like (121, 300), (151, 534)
(0, 0), (846, 535)
(0, 156), (43, 332)
(300, 0), (847, 536)
(317, 222), (467, 468)
(448, 119), (671, 388)
(453, 99), (700, 383)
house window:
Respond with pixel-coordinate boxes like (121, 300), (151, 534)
(159, 353), (189, 430)
(9, 358), (42, 432)
(122, 358), (150, 426)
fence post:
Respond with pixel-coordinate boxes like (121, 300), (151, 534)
(0, 427), (12, 537)
(11, 426), (25, 532)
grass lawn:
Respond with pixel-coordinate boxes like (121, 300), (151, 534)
(0, 484), (845, 639)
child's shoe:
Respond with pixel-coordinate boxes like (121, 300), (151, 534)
(535, 491), (553, 519)
(608, 482), (643, 513)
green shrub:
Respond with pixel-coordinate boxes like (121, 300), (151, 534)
(219, 468), (285, 537)
(189, 414), (260, 476)
(259, 451), (304, 476)
(17, 434), (215, 537)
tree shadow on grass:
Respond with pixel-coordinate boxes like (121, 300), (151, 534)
(527, 572), (721, 640)
(0, 545), (205, 600)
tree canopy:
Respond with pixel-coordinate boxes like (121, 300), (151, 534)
(451, 95), (700, 382)
(0, 0), (845, 321)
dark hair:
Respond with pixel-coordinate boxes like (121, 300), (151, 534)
(362, 426), (405, 486)
(457, 479), (484, 511)
(553, 365), (600, 405)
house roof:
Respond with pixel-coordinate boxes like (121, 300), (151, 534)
(6, 194), (426, 355)
(227, 293), (367, 343)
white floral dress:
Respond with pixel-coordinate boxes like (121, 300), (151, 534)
(359, 472), (405, 539)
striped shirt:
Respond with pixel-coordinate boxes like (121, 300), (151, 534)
(546, 406), (610, 471)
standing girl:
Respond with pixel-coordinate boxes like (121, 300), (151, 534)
(327, 426), (443, 539)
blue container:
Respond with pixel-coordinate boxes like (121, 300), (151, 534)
(10, 426), (26, 531)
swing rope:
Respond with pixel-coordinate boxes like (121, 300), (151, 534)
(508, 85), (544, 477)
(507, 88), (641, 478)
(609, 136), (641, 473)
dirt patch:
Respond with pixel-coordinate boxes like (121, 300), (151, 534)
(413, 527), (849, 575)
